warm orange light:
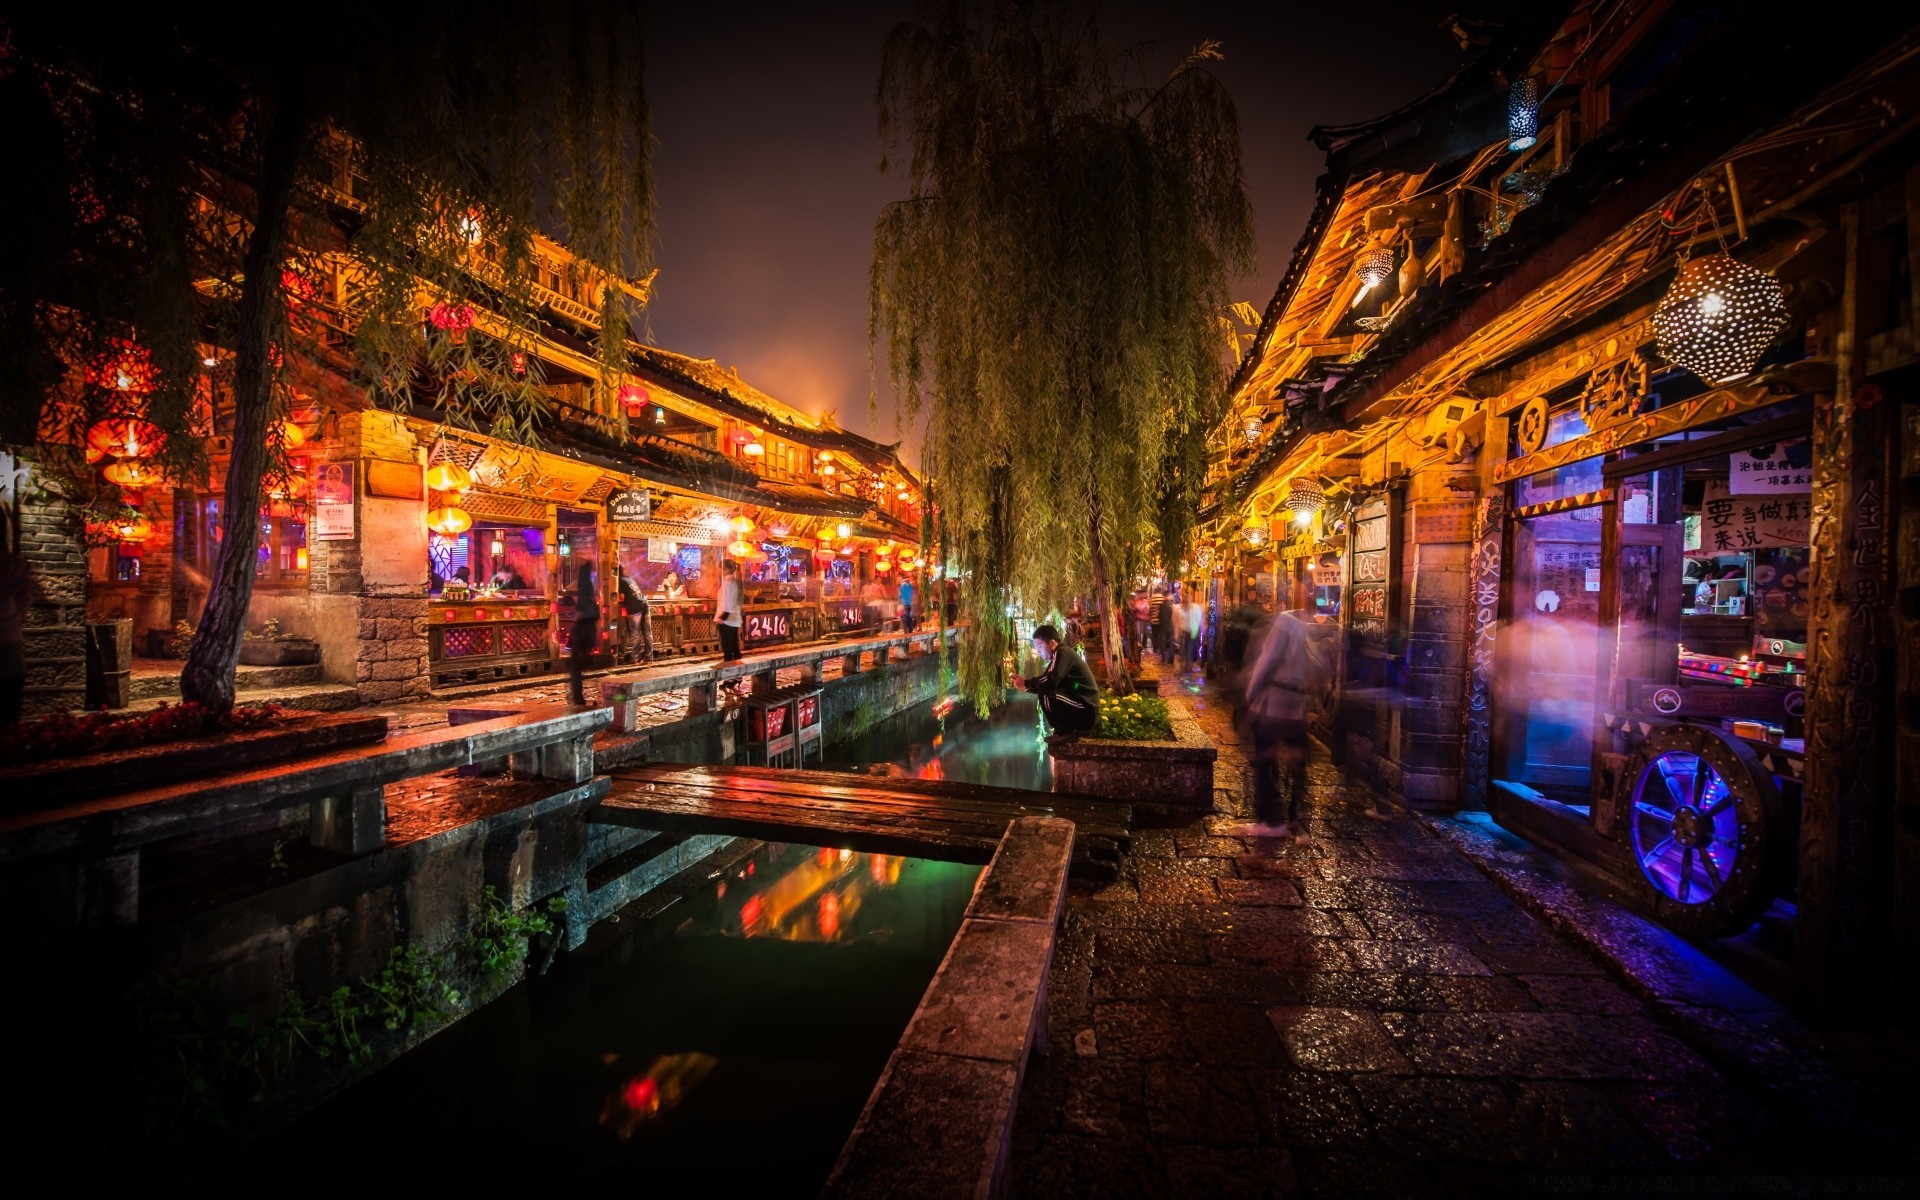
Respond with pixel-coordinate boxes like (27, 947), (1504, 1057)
(86, 417), (164, 460)
(728, 514), (754, 534)
(112, 516), (154, 543)
(820, 464), (835, 476)
(427, 506), (473, 536)
(295, 547), (310, 570)
(727, 538), (754, 558)
(424, 462), (473, 492)
(278, 420), (307, 449)
(618, 383), (649, 412)
(743, 440), (765, 457)
(102, 459), (162, 487)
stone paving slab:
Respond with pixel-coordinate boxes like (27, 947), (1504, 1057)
(1003, 671), (1916, 1196)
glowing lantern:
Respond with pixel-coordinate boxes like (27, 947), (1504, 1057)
(653, 405), (667, 425)
(836, 523), (851, 539)
(111, 514), (153, 543)
(743, 440), (765, 457)
(896, 489), (910, 501)
(425, 462), (473, 493)
(490, 533), (505, 557)
(295, 546), (310, 571)
(1241, 417), (1262, 446)
(102, 459), (163, 488)
(1242, 522), (1268, 548)
(1507, 77), (1539, 151)
(1652, 254), (1789, 384)
(1354, 247), (1395, 290)
(456, 209), (484, 246)
(1284, 477), (1325, 524)
(86, 417), (164, 460)
(618, 384), (649, 413)
(727, 538), (754, 558)
(731, 429), (752, 446)
(875, 557), (892, 573)
(557, 531), (572, 557)
(427, 506), (473, 536)
(427, 302), (476, 342)
(511, 352), (527, 377)
(85, 339), (157, 396)
(820, 464), (835, 477)
(277, 420), (307, 449)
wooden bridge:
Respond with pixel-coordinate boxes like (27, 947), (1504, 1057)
(595, 763), (1130, 880)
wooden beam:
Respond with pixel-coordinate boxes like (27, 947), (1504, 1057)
(1491, 379), (1777, 484)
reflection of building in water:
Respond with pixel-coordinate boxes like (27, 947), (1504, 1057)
(713, 844), (975, 955)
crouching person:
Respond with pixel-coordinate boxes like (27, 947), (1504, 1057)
(1014, 623), (1099, 744)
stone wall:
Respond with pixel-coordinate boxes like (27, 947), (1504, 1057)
(17, 479), (88, 716)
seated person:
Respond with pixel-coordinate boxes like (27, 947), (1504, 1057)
(489, 565), (528, 591)
(1012, 623), (1100, 743)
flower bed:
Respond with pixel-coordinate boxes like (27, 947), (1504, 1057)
(1092, 693), (1174, 741)
(1, 702), (284, 763)
(1051, 693), (1216, 815)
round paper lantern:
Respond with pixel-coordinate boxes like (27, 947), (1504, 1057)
(86, 417), (164, 460)
(618, 384), (649, 413)
(1284, 477), (1325, 523)
(743, 440), (765, 457)
(425, 462), (473, 493)
(1653, 254), (1789, 383)
(428, 302), (476, 334)
(102, 459), (163, 488)
(1354, 247), (1395, 290)
(727, 538), (754, 558)
(729, 514), (755, 534)
(1507, 77), (1539, 151)
(427, 506), (473, 536)
(85, 339), (157, 396)
(277, 419), (307, 449)
(111, 514), (154, 543)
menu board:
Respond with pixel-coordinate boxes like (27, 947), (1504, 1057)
(1348, 500), (1392, 647)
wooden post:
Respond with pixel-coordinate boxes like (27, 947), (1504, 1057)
(310, 784), (386, 855)
(1797, 202), (1900, 1022)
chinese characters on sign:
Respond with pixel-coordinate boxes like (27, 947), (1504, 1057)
(1728, 440), (1811, 494)
(1691, 480), (1811, 552)
(314, 461), (355, 539)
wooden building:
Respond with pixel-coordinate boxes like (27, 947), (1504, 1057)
(1205, 1), (1920, 1021)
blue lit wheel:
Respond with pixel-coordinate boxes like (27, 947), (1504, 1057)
(1621, 723), (1785, 937)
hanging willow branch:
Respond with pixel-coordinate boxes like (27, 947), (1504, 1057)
(870, 1), (1253, 709)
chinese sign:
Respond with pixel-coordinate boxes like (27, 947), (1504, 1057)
(1691, 481), (1810, 552)
(607, 489), (652, 523)
(1412, 500), (1473, 543)
(1349, 584), (1388, 641)
(1728, 440), (1811, 494)
(314, 461), (355, 540)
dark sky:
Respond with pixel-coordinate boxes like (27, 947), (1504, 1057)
(644, 2), (1528, 458)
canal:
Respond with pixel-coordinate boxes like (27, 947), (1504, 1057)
(243, 694), (1043, 1191)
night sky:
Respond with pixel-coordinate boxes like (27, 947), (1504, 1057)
(645, 3), (1529, 458)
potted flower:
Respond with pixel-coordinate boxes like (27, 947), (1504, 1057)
(238, 617), (322, 666)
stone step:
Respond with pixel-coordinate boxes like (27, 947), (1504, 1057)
(117, 681), (362, 714)
(129, 661), (326, 702)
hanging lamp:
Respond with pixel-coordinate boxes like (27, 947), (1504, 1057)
(1284, 477), (1326, 524)
(425, 462), (473, 493)
(426, 506), (473, 536)
(1507, 77), (1539, 151)
(1652, 254), (1789, 383)
(1354, 247), (1395, 290)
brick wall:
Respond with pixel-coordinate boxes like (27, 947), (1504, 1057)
(352, 595), (430, 703)
(17, 479), (87, 715)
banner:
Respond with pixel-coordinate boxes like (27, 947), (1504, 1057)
(314, 461), (355, 540)
(1691, 480), (1810, 553)
(1728, 440), (1811, 494)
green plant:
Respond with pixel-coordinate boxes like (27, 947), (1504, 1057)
(1092, 693), (1174, 741)
(463, 885), (568, 974)
(363, 944), (460, 1034)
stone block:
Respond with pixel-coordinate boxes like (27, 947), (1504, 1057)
(823, 1051), (1018, 1200)
(310, 784), (386, 855)
(369, 659), (418, 681)
(1406, 635), (1466, 672)
(373, 617), (412, 641)
(899, 917), (1053, 1064)
(1410, 603), (1466, 635)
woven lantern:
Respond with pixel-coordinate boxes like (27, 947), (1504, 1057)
(1652, 254), (1788, 383)
(102, 459), (163, 488)
(424, 462), (473, 493)
(86, 417), (164, 460)
(1240, 417), (1262, 446)
(618, 384), (649, 413)
(426, 506), (473, 536)
(1507, 77), (1539, 151)
(1241, 521), (1268, 548)
(1284, 477), (1326, 524)
(1354, 247), (1395, 290)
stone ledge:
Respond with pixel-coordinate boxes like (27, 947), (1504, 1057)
(824, 816), (1072, 1200)
(1047, 695), (1217, 812)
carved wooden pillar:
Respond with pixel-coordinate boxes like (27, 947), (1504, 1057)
(1796, 202), (1900, 1022)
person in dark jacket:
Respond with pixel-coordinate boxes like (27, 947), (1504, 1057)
(1013, 623), (1099, 743)
(567, 562), (600, 704)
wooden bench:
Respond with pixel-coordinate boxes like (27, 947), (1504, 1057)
(594, 763), (1127, 880)
(0, 704), (610, 927)
(824, 817), (1072, 1200)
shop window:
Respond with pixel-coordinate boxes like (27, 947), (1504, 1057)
(1499, 509), (1605, 803)
(445, 526), (548, 596)
(1515, 455), (1605, 509)
(192, 489), (309, 590)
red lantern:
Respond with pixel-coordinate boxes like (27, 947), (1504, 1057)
(86, 417), (164, 460)
(84, 339), (157, 397)
(102, 459), (163, 488)
(427, 302), (476, 343)
(618, 384), (649, 413)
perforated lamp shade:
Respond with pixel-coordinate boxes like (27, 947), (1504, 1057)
(1652, 255), (1789, 384)
(1507, 77), (1539, 151)
(1284, 477), (1326, 522)
(1354, 248), (1395, 289)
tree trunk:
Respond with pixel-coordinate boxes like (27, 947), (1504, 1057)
(1087, 505), (1131, 695)
(180, 78), (310, 713)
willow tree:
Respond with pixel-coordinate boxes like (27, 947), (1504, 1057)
(2, 5), (654, 711)
(871, 2), (1253, 706)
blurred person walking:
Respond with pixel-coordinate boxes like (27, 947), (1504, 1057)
(716, 559), (744, 662)
(566, 562), (600, 705)
(1233, 604), (1319, 843)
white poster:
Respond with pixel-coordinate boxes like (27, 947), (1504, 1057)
(1691, 480), (1810, 553)
(314, 461), (355, 540)
(647, 537), (676, 563)
(1729, 441), (1811, 494)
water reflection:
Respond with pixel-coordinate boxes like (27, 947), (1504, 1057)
(824, 691), (1052, 792)
(243, 842), (981, 1191)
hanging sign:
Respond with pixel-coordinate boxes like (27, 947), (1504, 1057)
(1349, 584), (1388, 640)
(1312, 565), (1342, 587)
(314, 461), (355, 540)
(607, 489), (652, 523)
(1728, 441), (1811, 494)
(1412, 500), (1474, 544)
(1691, 480), (1810, 553)
(647, 537), (676, 563)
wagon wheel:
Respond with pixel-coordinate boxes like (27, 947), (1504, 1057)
(1620, 722), (1786, 937)
(1516, 396), (1550, 455)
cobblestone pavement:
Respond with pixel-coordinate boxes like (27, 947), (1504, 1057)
(1005, 681), (1865, 1198)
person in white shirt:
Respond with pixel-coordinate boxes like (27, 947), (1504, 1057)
(715, 559), (744, 661)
